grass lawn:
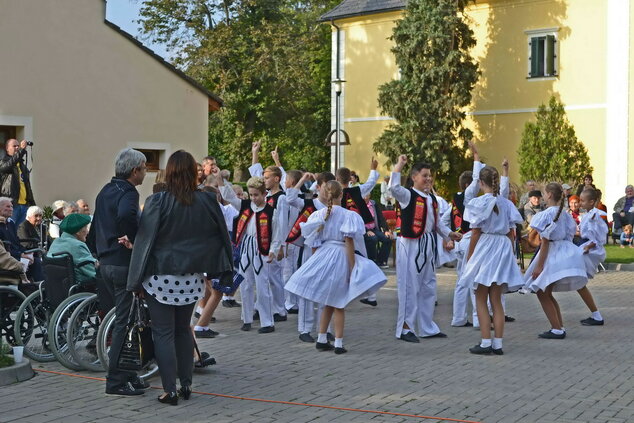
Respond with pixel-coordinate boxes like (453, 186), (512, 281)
(521, 244), (634, 264)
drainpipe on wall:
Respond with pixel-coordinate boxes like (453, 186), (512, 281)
(331, 19), (341, 171)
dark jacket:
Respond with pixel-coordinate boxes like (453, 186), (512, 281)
(18, 220), (50, 251)
(0, 217), (25, 260)
(367, 200), (389, 233)
(0, 149), (35, 205)
(126, 191), (234, 292)
(87, 178), (140, 266)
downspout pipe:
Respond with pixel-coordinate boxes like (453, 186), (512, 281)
(331, 19), (341, 170)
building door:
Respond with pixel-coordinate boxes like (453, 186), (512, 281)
(0, 126), (17, 148)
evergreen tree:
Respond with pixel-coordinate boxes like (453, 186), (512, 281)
(518, 96), (593, 183)
(373, 0), (479, 192)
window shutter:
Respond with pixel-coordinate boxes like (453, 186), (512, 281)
(530, 37), (539, 77)
(546, 35), (556, 76)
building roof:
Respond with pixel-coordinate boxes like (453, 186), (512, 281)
(104, 20), (223, 110)
(319, 0), (406, 22)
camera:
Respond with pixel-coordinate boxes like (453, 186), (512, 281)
(26, 141), (34, 146)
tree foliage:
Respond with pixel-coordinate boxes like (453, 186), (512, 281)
(518, 96), (592, 183)
(373, 0), (479, 193)
(137, 0), (335, 176)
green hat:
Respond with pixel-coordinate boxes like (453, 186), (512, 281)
(59, 214), (91, 235)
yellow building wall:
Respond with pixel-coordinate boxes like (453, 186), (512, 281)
(334, 0), (613, 197)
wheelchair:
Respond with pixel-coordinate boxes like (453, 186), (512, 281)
(13, 252), (98, 365)
(0, 272), (36, 348)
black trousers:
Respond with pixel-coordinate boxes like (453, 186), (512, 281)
(364, 231), (393, 265)
(145, 293), (196, 393)
(613, 212), (634, 231)
(101, 264), (137, 390)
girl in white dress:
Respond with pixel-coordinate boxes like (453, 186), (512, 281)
(458, 166), (524, 355)
(576, 188), (607, 326)
(285, 181), (386, 354)
(523, 183), (588, 339)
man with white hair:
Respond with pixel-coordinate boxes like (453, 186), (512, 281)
(48, 200), (68, 239)
(613, 185), (634, 233)
(0, 197), (43, 281)
(87, 148), (148, 396)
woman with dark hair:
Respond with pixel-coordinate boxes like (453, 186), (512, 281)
(575, 174), (595, 196)
(127, 150), (233, 405)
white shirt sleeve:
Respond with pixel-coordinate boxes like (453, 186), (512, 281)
(441, 203), (452, 227)
(279, 167), (287, 191)
(359, 170), (380, 198)
(276, 195), (289, 245)
(219, 185), (242, 210)
(464, 161), (484, 203)
(388, 171), (411, 208)
(248, 163), (264, 177)
(284, 187), (305, 209)
(500, 176), (510, 199)
(270, 208), (282, 253)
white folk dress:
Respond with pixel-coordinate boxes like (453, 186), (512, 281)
(578, 208), (608, 278)
(284, 206), (386, 309)
(523, 207), (588, 292)
(458, 194), (524, 293)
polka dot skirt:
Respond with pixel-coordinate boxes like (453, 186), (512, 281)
(143, 273), (206, 306)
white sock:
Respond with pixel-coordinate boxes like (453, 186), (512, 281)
(227, 296), (235, 300)
(480, 338), (492, 348)
(592, 311), (603, 321)
(334, 338), (343, 348)
(317, 333), (327, 343)
(222, 296), (229, 300)
(194, 325), (207, 331)
(551, 328), (564, 335)
(492, 338), (503, 349)
(402, 329), (411, 335)
(195, 306), (203, 314)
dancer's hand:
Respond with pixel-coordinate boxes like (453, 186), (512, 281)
(531, 263), (544, 279)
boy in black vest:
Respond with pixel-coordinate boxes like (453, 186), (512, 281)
(336, 157), (380, 224)
(390, 155), (461, 343)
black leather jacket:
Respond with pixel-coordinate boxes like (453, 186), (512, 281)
(126, 191), (234, 292)
(0, 149), (35, 205)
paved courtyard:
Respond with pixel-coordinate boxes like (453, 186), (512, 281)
(1, 268), (634, 423)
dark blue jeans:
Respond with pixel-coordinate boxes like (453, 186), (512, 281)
(364, 230), (393, 265)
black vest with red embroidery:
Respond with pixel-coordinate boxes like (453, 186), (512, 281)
(285, 199), (316, 244)
(450, 192), (471, 233)
(266, 190), (285, 209)
(398, 189), (438, 239)
(232, 200), (275, 255)
(342, 186), (373, 224)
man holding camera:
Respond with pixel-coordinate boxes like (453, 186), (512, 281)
(0, 139), (35, 226)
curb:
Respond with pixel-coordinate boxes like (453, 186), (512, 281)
(604, 263), (634, 272)
(0, 358), (35, 386)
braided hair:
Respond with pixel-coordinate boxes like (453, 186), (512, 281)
(479, 166), (500, 213)
(317, 180), (343, 233)
(545, 183), (565, 222)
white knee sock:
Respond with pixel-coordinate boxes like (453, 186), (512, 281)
(317, 333), (327, 343)
(334, 338), (343, 348)
(492, 338), (503, 349)
(480, 338), (492, 348)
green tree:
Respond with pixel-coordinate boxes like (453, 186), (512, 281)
(137, 0), (334, 177)
(373, 0), (479, 193)
(518, 96), (592, 183)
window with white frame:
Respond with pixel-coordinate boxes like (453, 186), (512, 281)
(526, 28), (559, 79)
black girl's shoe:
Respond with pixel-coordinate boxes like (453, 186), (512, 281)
(469, 344), (492, 355)
(179, 386), (192, 400)
(158, 392), (178, 405)
(334, 347), (347, 355)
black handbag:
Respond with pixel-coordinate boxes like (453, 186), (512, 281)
(117, 296), (155, 371)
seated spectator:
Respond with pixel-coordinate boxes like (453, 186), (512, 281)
(362, 194), (393, 268)
(568, 195), (583, 225)
(380, 175), (394, 209)
(350, 171), (360, 187)
(49, 200), (68, 239)
(613, 185), (634, 234)
(562, 184), (573, 210)
(47, 214), (96, 284)
(518, 180), (537, 209)
(576, 174), (596, 196)
(76, 199), (91, 215)
(595, 189), (608, 224)
(0, 241), (26, 285)
(523, 190), (544, 225)
(620, 225), (633, 248)
(18, 206), (51, 252)
(0, 197), (43, 281)
(64, 201), (79, 216)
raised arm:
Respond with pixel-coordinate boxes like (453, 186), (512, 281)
(359, 156), (380, 197)
(286, 172), (313, 209)
(464, 142), (485, 203)
(500, 158), (510, 199)
(215, 168), (242, 210)
(388, 155), (411, 207)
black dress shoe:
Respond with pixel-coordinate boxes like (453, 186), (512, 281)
(273, 313), (287, 322)
(130, 376), (150, 390)
(258, 326), (275, 334)
(158, 392), (178, 405)
(469, 344), (492, 355)
(229, 300), (241, 307)
(253, 311), (260, 321)
(316, 342), (334, 351)
(538, 330), (566, 339)
(106, 382), (145, 396)
(492, 348), (504, 355)
(222, 300), (232, 308)
(195, 352), (216, 368)
(580, 317), (604, 326)
(240, 323), (251, 331)
(452, 321), (473, 327)
(194, 329), (218, 338)
(334, 347), (347, 355)
(178, 386), (192, 400)
(505, 315), (516, 322)
(421, 332), (447, 339)
(399, 332), (420, 343)
(287, 308), (299, 315)
(327, 332), (335, 342)
(299, 332), (315, 343)
(360, 298), (378, 307)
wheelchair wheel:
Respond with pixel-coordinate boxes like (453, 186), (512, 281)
(13, 289), (55, 362)
(96, 308), (159, 380)
(67, 294), (105, 372)
(48, 293), (93, 371)
(0, 286), (26, 347)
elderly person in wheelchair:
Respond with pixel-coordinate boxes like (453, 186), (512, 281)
(47, 214), (97, 284)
